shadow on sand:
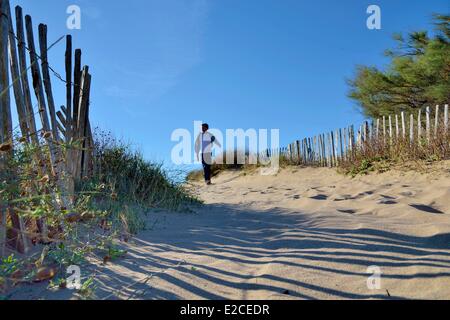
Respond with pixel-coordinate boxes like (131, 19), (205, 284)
(87, 203), (450, 300)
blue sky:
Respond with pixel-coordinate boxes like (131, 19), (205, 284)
(9, 0), (450, 171)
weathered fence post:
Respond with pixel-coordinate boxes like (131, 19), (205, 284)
(5, 0), (29, 141)
(395, 114), (399, 139)
(445, 105), (449, 132)
(364, 122), (369, 146)
(15, 6), (39, 145)
(73, 49), (82, 129)
(426, 106), (431, 143)
(333, 130), (337, 164)
(331, 131), (337, 167)
(39, 24), (60, 142)
(0, 0), (10, 256)
(322, 133), (327, 166)
(348, 125), (354, 160)
(0, 0), (12, 146)
(65, 35), (72, 143)
(434, 105), (439, 138)
(317, 135), (322, 166)
(376, 119), (380, 139)
(74, 66), (91, 180)
(401, 112), (406, 139)
(418, 109), (422, 143)
(388, 116), (393, 142)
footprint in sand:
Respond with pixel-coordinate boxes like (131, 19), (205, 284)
(410, 204), (445, 214)
(378, 195), (398, 205)
(334, 195), (353, 202)
(359, 191), (375, 197)
(337, 209), (357, 214)
(310, 194), (328, 201)
(348, 191), (375, 200)
(378, 199), (398, 205)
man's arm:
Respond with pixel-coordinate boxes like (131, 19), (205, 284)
(212, 136), (222, 149)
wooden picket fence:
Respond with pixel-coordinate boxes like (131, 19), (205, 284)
(262, 105), (449, 167)
(0, 0), (93, 256)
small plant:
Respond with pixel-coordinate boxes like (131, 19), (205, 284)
(48, 243), (86, 268)
(77, 276), (96, 300)
(48, 277), (68, 290)
(0, 255), (20, 277)
(96, 240), (127, 264)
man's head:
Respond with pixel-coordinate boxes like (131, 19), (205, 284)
(202, 123), (209, 133)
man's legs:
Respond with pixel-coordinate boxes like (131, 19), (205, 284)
(202, 153), (212, 184)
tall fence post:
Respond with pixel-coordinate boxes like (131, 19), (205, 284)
(296, 140), (300, 164)
(39, 24), (60, 142)
(426, 106), (431, 143)
(65, 35), (72, 143)
(434, 105), (439, 137)
(376, 119), (380, 139)
(330, 132), (334, 164)
(73, 49), (82, 130)
(0, 0), (12, 256)
(0, 0), (12, 146)
(401, 112), (406, 139)
(418, 109), (422, 144)
(445, 104), (449, 132)
(74, 66), (91, 180)
(395, 114), (399, 139)
(388, 116), (393, 142)
(5, 0), (29, 141)
(15, 6), (39, 145)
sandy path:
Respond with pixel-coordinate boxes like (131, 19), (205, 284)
(10, 165), (450, 300)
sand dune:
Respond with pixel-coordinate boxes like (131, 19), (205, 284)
(10, 163), (450, 300)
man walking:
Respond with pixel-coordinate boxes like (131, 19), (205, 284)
(195, 123), (221, 185)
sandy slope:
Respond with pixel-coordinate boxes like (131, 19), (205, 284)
(10, 163), (450, 300)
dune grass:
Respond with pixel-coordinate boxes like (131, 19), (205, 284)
(0, 129), (198, 297)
